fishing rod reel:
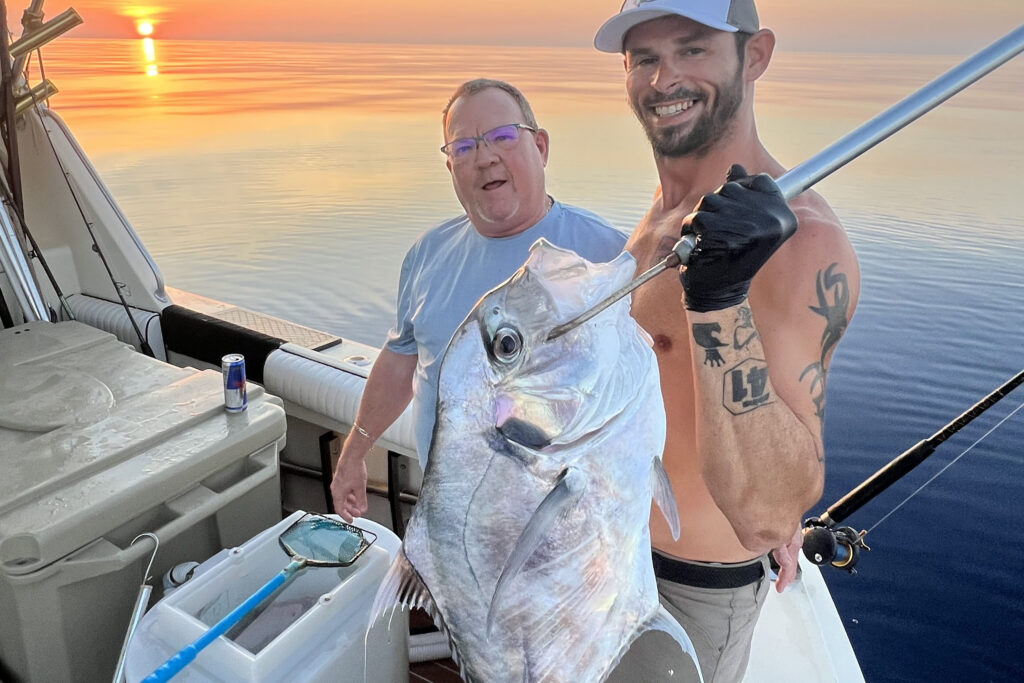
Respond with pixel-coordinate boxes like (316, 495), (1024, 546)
(801, 517), (870, 574)
(800, 367), (1023, 577)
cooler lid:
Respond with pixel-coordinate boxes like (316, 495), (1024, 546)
(0, 321), (286, 576)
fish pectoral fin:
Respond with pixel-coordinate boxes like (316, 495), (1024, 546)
(486, 466), (587, 636)
(652, 458), (681, 541)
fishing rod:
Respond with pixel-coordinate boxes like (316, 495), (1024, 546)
(802, 368), (1024, 574)
(547, 23), (1024, 341)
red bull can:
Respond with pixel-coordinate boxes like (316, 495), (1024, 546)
(222, 353), (247, 412)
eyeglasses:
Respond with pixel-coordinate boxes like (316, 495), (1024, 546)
(441, 123), (537, 162)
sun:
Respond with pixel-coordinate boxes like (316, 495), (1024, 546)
(136, 20), (154, 37)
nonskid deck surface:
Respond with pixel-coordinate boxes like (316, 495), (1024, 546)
(409, 659), (462, 683)
(407, 609), (461, 683)
(165, 286), (341, 351)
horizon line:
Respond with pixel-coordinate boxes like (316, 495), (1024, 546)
(57, 35), (996, 58)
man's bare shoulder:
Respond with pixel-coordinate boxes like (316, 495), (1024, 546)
(751, 188), (860, 333)
(772, 190), (856, 280)
(792, 190), (844, 237)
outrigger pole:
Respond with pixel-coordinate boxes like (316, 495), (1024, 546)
(803, 369), (1024, 573)
(547, 24), (1024, 342)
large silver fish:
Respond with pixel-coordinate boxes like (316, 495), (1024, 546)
(371, 239), (699, 682)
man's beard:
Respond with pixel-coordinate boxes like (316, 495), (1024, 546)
(632, 66), (744, 158)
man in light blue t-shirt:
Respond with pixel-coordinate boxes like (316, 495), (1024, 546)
(331, 78), (625, 522)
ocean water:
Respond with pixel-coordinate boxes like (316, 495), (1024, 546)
(40, 38), (1024, 681)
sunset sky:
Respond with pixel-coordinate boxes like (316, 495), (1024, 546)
(8, 0), (1022, 53)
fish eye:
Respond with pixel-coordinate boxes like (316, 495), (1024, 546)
(491, 327), (522, 363)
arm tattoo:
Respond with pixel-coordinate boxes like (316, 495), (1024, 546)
(733, 305), (758, 350)
(694, 307), (773, 414)
(723, 358), (773, 414)
(692, 322), (728, 367)
(800, 263), (850, 421)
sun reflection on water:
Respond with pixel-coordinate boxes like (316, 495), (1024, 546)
(141, 37), (158, 76)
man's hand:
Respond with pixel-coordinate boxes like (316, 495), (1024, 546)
(771, 526), (803, 593)
(331, 452), (368, 523)
(680, 164), (797, 312)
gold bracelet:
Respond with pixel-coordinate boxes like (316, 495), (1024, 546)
(352, 423), (372, 440)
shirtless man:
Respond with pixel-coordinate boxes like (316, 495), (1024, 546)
(595, 1), (860, 680)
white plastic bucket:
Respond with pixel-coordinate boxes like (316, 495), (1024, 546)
(124, 511), (407, 682)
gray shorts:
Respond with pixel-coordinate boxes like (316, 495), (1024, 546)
(607, 553), (770, 683)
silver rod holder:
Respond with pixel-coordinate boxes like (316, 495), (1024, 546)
(10, 6), (82, 76)
(14, 79), (57, 115)
(10, 8), (83, 59)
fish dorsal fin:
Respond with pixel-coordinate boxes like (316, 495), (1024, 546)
(487, 466), (587, 635)
(602, 606), (704, 683)
(369, 548), (468, 670)
(651, 458), (681, 541)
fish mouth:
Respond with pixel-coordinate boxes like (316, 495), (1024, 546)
(496, 417), (551, 450)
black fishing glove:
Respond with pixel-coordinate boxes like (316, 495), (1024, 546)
(680, 164), (798, 312)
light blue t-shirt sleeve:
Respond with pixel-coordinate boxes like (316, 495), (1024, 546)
(555, 204), (628, 262)
(383, 246), (419, 355)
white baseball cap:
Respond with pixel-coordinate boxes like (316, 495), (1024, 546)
(594, 0), (760, 53)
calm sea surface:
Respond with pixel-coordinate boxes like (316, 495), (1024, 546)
(41, 39), (1024, 681)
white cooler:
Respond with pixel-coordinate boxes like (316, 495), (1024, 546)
(124, 511), (408, 682)
(0, 321), (287, 683)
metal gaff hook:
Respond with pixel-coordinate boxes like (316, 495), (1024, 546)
(112, 533), (160, 683)
(133, 532), (160, 582)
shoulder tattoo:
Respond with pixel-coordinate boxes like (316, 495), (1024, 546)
(800, 263), (850, 425)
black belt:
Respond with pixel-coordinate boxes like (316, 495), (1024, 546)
(652, 552), (764, 590)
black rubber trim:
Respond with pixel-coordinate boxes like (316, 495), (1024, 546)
(160, 304), (284, 384)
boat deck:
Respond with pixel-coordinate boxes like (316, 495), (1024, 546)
(407, 610), (460, 682)
(410, 659), (462, 683)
